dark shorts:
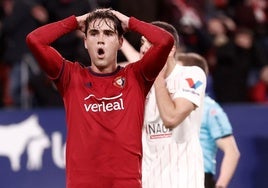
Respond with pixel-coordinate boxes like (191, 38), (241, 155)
(205, 172), (215, 188)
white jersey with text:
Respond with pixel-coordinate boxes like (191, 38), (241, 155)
(142, 64), (206, 188)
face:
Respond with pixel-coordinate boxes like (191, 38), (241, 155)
(235, 33), (253, 49)
(207, 18), (225, 35)
(84, 18), (123, 73)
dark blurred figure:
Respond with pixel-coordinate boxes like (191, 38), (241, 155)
(233, 0), (267, 34)
(43, 0), (92, 66)
(113, 0), (162, 61)
(28, 0), (94, 108)
(164, 0), (211, 57)
(211, 26), (268, 103)
(0, 2), (10, 107)
(232, 0), (268, 65)
(1, 0), (51, 108)
(250, 65), (268, 103)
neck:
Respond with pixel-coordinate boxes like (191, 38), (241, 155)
(91, 63), (118, 74)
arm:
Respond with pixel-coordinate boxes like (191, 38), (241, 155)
(109, 11), (138, 66)
(26, 15), (79, 78)
(215, 135), (240, 188)
(154, 70), (195, 128)
(119, 37), (140, 67)
(112, 10), (174, 81)
(121, 37), (140, 62)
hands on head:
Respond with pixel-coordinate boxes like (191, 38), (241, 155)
(76, 9), (129, 34)
(110, 10), (129, 32)
(76, 13), (90, 33)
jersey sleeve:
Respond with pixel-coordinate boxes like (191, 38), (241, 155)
(128, 17), (174, 81)
(174, 66), (206, 107)
(26, 15), (78, 79)
(206, 101), (233, 140)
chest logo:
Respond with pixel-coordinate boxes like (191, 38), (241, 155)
(84, 93), (124, 112)
(113, 76), (125, 88)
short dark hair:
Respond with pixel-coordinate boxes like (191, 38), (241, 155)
(85, 8), (124, 37)
(151, 21), (179, 48)
(177, 53), (208, 76)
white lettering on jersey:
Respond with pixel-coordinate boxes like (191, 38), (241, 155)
(84, 93), (124, 112)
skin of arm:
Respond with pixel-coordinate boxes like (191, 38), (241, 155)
(215, 135), (240, 188)
(120, 37), (140, 63)
(154, 68), (195, 128)
(118, 37), (140, 66)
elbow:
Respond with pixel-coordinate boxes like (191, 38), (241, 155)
(26, 33), (34, 47)
(26, 32), (39, 49)
(231, 148), (241, 163)
(26, 32), (43, 56)
(234, 151), (241, 166)
(161, 110), (189, 129)
(158, 32), (174, 51)
(234, 143), (241, 159)
(26, 34), (33, 50)
(236, 150), (241, 161)
(162, 117), (178, 129)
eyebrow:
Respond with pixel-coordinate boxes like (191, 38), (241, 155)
(88, 28), (116, 34)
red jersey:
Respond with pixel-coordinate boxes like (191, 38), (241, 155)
(26, 16), (173, 188)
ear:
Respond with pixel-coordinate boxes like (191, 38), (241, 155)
(169, 45), (177, 57)
(118, 36), (123, 50)
(84, 37), (88, 49)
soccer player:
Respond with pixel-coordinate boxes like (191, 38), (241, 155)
(143, 52), (207, 188)
(26, 8), (174, 188)
(120, 22), (207, 188)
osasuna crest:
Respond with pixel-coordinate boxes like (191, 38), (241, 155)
(113, 76), (126, 88)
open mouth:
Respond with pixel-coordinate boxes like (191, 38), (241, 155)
(97, 48), (105, 56)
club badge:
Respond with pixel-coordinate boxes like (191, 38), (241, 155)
(113, 76), (126, 88)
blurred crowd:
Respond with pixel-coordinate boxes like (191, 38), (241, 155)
(0, 0), (268, 109)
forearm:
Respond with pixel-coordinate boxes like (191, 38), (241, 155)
(27, 16), (77, 46)
(121, 37), (140, 62)
(129, 17), (174, 80)
(154, 79), (176, 126)
(154, 77), (191, 128)
(216, 137), (240, 188)
(129, 17), (173, 48)
(216, 153), (240, 187)
(26, 16), (78, 78)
